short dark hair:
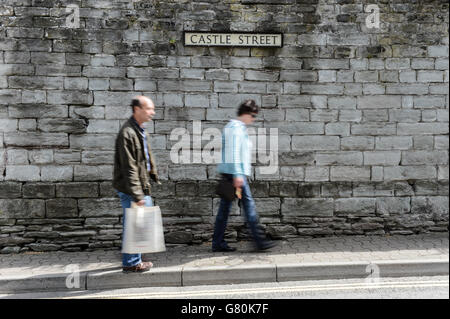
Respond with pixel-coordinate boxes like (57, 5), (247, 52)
(237, 99), (259, 116)
(130, 98), (141, 113)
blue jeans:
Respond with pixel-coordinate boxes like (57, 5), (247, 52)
(117, 190), (153, 267)
(212, 174), (264, 249)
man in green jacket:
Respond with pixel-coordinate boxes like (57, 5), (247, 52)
(113, 96), (161, 273)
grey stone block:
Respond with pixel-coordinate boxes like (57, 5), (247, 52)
(376, 197), (411, 216)
(46, 198), (78, 218)
(89, 78), (110, 91)
(318, 70), (337, 82)
(9, 105), (68, 119)
(23, 183), (55, 199)
(352, 124), (396, 136)
(47, 91), (93, 105)
(325, 123), (350, 136)
(280, 70), (317, 81)
(41, 166), (73, 182)
(282, 198), (334, 217)
(310, 109), (338, 122)
(12, 119), (33, 134)
(0, 182), (22, 199)
(6, 149), (28, 165)
(183, 264), (276, 286)
(83, 67), (126, 78)
(417, 71), (444, 82)
(0, 199), (45, 218)
(164, 107), (205, 121)
(5, 165), (40, 181)
(38, 119), (87, 134)
(56, 182), (99, 198)
(222, 57), (263, 69)
(87, 267), (182, 290)
(435, 136), (449, 150)
(355, 71), (378, 82)
(70, 134), (115, 150)
(31, 52), (65, 64)
(386, 84), (429, 95)
(219, 93), (261, 108)
(278, 95), (311, 108)
(78, 198), (122, 217)
(70, 106), (105, 119)
(338, 110), (362, 122)
(54, 150), (81, 164)
(292, 136), (339, 151)
(375, 136), (413, 150)
(316, 152), (363, 165)
(280, 166), (304, 181)
(9, 76), (64, 90)
(303, 58), (349, 70)
(74, 165), (113, 181)
(357, 96), (401, 109)
(86, 120), (119, 134)
(330, 166), (371, 181)
(428, 46), (449, 57)
(364, 151), (401, 166)
(0, 273), (87, 294)
(384, 166), (437, 181)
(397, 123), (448, 135)
(375, 260), (449, 278)
(402, 151), (448, 165)
(305, 167), (329, 182)
(35, 65), (81, 77)
(277, 262), (369, 282)
(302, 84), (344, 95)
(156, 197), (212, 216)
(0, 65), (34, 77)
(335, 198), (376, 216)
(81, 151), (114, 165)
(191, 56), (221, 68)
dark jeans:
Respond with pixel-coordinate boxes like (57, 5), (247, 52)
(212, 174), (265, 249)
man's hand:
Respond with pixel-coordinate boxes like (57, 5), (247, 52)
(136, 200), (146, 206)
(233, 177), (244, 188)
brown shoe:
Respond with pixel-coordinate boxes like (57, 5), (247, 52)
(122, 262), (153, 273)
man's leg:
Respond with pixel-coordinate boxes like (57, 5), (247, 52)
(240, 178), (266, 249)
(212, 197), (233, 249)
(117, 191), (142, 267)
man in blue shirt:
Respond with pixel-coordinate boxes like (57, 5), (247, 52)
(213, 100), (276, 252)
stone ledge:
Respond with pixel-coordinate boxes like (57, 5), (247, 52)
(0, 259), (447, 293)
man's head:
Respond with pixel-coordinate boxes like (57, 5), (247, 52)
(237, 99), (259, 125)
(131, 96), (155, 124)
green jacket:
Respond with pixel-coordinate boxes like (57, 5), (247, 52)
(113, 117), (160, 202)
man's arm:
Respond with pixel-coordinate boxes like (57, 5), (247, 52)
(117, 133), (145, 203)
(224, 126), (245, 188)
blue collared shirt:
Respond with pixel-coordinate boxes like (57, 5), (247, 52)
(217, 119), (252, 177)
(131, 117), (151, 172)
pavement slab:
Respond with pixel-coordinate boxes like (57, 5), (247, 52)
(0, 233), (448, 293)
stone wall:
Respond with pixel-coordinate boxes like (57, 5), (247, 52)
(0, 0), (448, 253)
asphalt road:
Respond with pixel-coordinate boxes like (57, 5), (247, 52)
(1, 275), (448, 299)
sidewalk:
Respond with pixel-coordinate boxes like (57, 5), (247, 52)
(0, 233), (448, 294)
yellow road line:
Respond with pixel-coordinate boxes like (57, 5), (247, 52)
(60, 280), (449, 299)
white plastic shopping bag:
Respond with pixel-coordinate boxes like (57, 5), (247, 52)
(122, 203), (166, 254)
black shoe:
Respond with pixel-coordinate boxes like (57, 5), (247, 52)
(256, 241), (277, 251)
(212, 246), (237, 252)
